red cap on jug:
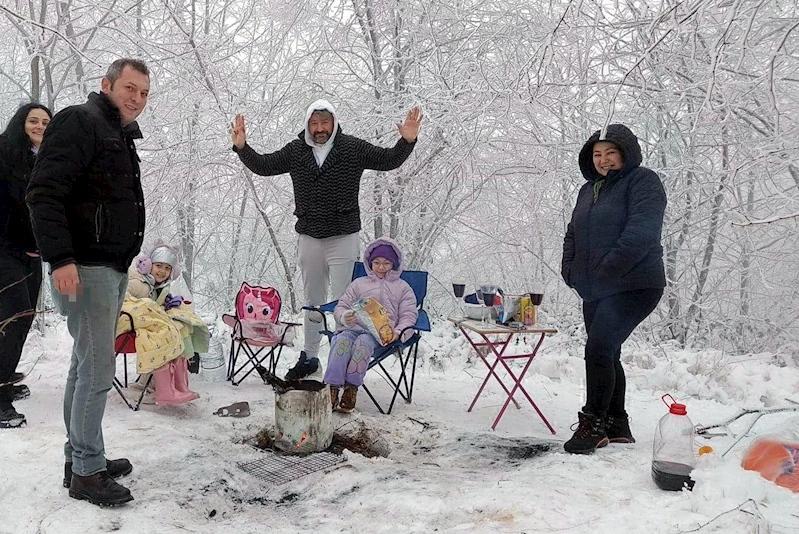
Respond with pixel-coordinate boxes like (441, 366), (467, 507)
(662, 394), (687, 415)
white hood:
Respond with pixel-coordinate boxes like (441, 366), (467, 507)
(303, 99), (339, 167)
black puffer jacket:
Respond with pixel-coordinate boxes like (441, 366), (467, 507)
(561, 124), (666, 302)
(26, 92), (146, 272)
(0, 135), (38, 257)
(236, 128), (415, 239)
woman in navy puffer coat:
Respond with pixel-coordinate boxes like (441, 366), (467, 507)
(561, 124), (666, 454)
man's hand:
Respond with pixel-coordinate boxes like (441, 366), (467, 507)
(53, 263), (80, 295)
(343, 310), (357, 327)
(231, 114), (247, 150)
(397, 106), (423, 142)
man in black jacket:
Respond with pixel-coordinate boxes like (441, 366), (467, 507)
(231, 100), (421, 380)
(26, 58), (150, 506)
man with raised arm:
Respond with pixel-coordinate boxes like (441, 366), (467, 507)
(231, 101), (421, 380)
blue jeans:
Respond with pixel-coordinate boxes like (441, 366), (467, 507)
(52, 265), (127, 476)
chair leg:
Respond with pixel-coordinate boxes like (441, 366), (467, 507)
(387, 350), (412, 415)
(132, 374), (153, 412)
(408, 343), (419, 404)
(112, 378), (136, 411)
(396, 350), (412, 402)
(270, 346), (282, 376)
(227, 338), (236, 381)
(361, 383), (386, 415)
(123, 354), (129, 388)
(230, 343), (272, 386)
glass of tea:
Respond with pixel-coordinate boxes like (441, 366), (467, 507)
(452, 280), (466, 299)
(479, 284), (498, 323)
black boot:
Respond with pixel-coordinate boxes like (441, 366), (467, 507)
(564, 411), (609, 454)
(187, 353), (200, 374)
(64, 458), (133, 488)
(12, 384), (30, 402)
(606, 413), (635, 444)
(284, 351), (320, 381)
(0, 401), (26, 429)
(68, 471), (133, 506)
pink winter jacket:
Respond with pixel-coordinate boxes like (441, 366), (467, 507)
(333, 237), (418, 341)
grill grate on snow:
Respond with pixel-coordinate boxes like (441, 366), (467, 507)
(237, 451), (345, 485)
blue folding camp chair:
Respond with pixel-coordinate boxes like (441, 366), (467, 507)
(305, 262), (430, 414)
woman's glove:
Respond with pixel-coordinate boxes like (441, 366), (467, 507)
(164, 294), (185, 311)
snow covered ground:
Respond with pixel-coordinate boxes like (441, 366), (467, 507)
(1, 318), (798, 533)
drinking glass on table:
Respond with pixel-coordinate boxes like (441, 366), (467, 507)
(452, 280), (466, 299)
(479, 284), (498, 324)
(529, 292), (544, 306)
(527, 287), (544, 325)
(452, 280), (466, 318)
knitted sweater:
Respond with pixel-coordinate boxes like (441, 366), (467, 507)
(235, 129), (415, 239)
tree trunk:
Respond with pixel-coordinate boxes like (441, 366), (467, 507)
(240, 169), (298, 313)
(226, 190), (248, 301)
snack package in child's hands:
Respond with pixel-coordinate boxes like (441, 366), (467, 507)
(351, 297), (394, 346)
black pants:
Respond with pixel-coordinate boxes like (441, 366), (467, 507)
(0, 250), (42, 386)
(582, 288), (663, 418)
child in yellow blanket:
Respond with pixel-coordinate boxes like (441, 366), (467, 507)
(122, 241), (207, 405)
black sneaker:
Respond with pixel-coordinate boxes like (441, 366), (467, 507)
(12, 384), (31, 402)
(64, 458), (133, 488)
(68, 471), (133, 507)
(187, 353), (200, 374)
(564, 411), (609, 454)
(0, 402), (26, 429)
(284, 351), (320, 381)
(606, 413), (635, 444)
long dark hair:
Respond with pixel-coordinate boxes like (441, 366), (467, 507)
(1, 103), (53, 161)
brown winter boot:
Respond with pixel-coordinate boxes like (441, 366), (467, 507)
(337, 385), (358, 413)
(330, 386), (340, 409)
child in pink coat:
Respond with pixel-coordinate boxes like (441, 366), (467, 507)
(325, 237), (417, 413)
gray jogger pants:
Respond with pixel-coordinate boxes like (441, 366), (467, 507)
(297, 232), (359, 356)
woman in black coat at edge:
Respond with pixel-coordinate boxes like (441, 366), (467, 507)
(561, 124), (666, 454)
(0, 103), (52, 429)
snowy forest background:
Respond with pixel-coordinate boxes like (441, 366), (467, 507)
(1, 0), (798, 357)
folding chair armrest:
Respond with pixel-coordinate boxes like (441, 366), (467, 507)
(120, 311), (135, 332)
(302, 302), (337, 333)
(399, 325), (416, 337)
(396, 310), (430, 339)
(302, 301), (338, 314)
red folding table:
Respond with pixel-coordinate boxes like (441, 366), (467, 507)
(450, 317), (558, 434)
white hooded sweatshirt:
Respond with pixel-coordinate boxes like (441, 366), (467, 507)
(303, 99), (339, 167)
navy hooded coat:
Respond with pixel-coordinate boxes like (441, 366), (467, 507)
(561, 124), (667, 302)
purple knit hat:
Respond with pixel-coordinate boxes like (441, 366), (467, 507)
(368, 244), (398, 268)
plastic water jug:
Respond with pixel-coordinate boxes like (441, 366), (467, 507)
(199, 336), (227, 382)
(652, 394), (696, 491)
